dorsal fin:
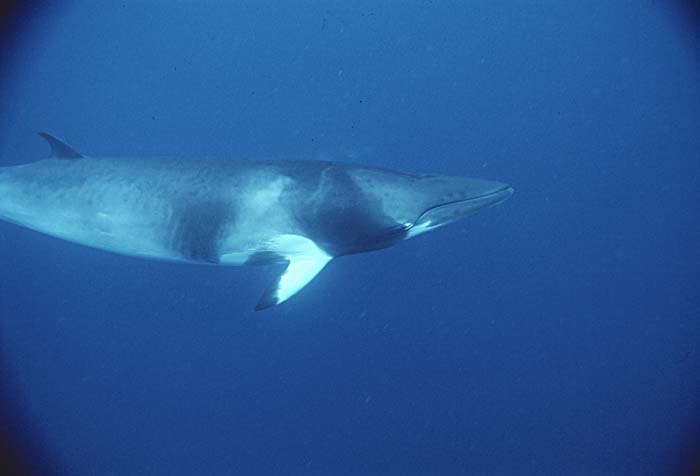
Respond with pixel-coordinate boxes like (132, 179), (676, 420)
(38, 132), (84, 159)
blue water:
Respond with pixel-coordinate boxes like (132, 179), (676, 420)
(0, 2), (699, 475)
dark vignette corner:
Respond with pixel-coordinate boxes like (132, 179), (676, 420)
(1, 3), (58, 475)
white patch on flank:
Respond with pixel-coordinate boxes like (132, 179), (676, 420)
(243, 176), (290, 217)
(218, 252), (252, 265)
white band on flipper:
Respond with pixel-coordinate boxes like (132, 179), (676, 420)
(255, 235), (332, 310)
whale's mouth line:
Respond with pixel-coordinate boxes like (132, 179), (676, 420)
(410, 185), (513, 230)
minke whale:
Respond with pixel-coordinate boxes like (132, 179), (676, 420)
(0, 133), (513, 310)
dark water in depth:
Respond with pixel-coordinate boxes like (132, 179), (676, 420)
(0, 2), (699, 475)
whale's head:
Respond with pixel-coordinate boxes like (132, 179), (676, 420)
(350, 166), (513, 241)
(401, 175), (513, 239)
(291, 163), (512, 256)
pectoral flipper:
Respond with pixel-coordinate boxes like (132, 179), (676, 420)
(255, 235), (332, 310)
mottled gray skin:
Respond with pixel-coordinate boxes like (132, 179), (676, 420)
(0, 136), (513, 308)
(0, 157), (509, 262)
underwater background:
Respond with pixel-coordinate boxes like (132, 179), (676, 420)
(0, 1), (699, 475)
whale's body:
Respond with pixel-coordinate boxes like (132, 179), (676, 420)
(0, 134), (513, 309)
